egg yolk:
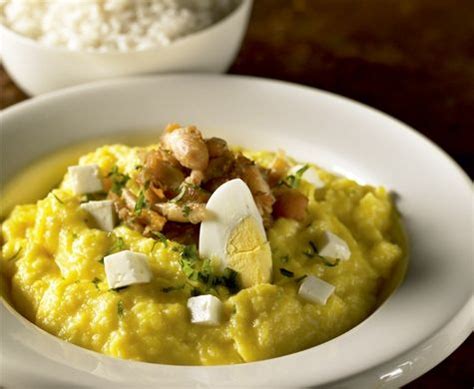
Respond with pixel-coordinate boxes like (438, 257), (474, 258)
(226, 216), (273, 288)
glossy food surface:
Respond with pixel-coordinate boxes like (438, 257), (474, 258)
(1, 143), (405, 365)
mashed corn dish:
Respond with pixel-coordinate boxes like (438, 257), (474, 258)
(1, 125), (406, 365)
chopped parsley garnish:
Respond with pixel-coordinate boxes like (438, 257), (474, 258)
(82, 191), (107, 202)
(112, 285), (129, 292)
(181, 260), (198, 280)
(280, 268), (294, 277)
(221, 268), (239, 293)
(6, 247), (22, 262)
(303, 240), (339, 267)
(151, 231), (168, 247)
(178, 245), (239, 294)
(321, 257), (340, 267)
(284, 164), (309, 188)
(92, 277), (101, 289)
(110, 236), (126, 253)
(191, 287), (202, 297)
(134, 190), (147, 215)
(303, 240), (318, 258)
(285, 176), (296, 187)
(179, 244), (199, 280)
(182, 205), (191, 218)
(108, 166), (130, 195)
(197, 261), (239, 294)
(295, 275), (307, 283)
(196, 259), (218, 287)
(162, 284), (185, 293)
(117, 300), (124, 317)
(181, 244), (199, 261)
(53, 193), (64, 204)
(100, 235), (126, 264)
(189, 183), (208, 192)
(197, 258), (213, 282)
(171, 184), (188, 203)
(295, 164), (310, 185)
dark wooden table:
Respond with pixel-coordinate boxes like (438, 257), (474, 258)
(1, 0), (472, 386)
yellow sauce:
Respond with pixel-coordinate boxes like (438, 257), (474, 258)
(0, 141), (407, 365)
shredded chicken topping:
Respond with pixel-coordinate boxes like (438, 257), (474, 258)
(107, 124), (310, 241)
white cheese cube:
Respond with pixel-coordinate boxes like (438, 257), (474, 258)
(187, 294), (223, 326)
(104, 250), (152, 289)
(319, 231), (351, 261)
(298, 275), (335, 305)
(289, 164), (325, 189)
(68, 164), (103, 195)
(80, 200), (116, 232)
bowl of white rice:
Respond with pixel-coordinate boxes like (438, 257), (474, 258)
(0, 0), (251, 95)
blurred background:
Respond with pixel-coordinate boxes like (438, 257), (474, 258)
(230, 0), (473, 179)
(1, 0), (472, 386)
(2, 0), (472, 179)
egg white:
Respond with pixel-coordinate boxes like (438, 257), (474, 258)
(199, 178), (266, 272)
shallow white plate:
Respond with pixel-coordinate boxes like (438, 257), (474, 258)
(0, 75), (472, 388)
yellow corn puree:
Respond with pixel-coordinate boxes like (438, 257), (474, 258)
(0, 143), (407, 365)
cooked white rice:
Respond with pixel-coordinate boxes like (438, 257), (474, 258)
(0, 0), (240, 52)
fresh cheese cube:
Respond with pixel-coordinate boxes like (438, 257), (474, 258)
(104, 250), (152, 289)
(68, 164), (103, 195)
(319, 231), (351, 261)
(289, 164), (325, 189)
(187, 294), (223, 326)
(80, 200), (116, 232)
(298, 275), (335, 305)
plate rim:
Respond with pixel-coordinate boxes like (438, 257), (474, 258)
(1, 74), (472, 387)
(1, 74), (470, 186)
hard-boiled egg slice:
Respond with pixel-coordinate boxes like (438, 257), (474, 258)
(199, 178), (272, 288)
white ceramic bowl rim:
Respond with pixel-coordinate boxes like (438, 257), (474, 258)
(1, 75), (472, 387)
(0, 0), (249, 56)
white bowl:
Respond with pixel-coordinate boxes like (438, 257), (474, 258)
(0, 75), (472, 388)
(0, 1), (252, 96)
